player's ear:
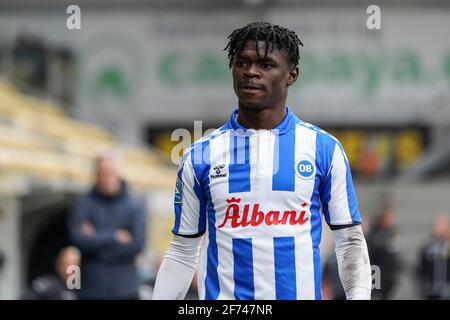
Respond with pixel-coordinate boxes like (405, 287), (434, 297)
(287, 65), (299, 87)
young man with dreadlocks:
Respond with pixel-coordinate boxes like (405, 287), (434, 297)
(153, 22), (372, 300)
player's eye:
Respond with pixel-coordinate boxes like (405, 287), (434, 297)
(261, 63), (272, 69)
(235, 60), (246, 68)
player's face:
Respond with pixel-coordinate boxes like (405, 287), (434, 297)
(232, 40), (298, 110)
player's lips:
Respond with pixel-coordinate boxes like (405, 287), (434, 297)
(239, 84), (264, 94)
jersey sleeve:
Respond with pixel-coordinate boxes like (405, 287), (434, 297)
(172, 151), (207, 237)
(319, 140), (362, 230)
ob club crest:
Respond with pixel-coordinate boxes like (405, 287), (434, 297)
(294, 159), (316, 180)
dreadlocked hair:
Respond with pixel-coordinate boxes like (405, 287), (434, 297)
(224, 21), (303, 69)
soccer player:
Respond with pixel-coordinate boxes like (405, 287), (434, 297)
(153, 22), (372, 300)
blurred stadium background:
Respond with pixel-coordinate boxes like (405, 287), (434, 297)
(0, 0), (449, 300)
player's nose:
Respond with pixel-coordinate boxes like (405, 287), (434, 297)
(243, 63), (261, 78)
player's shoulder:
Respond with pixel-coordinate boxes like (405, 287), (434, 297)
(293, 117), (340, 147)
(182, 125), (230, 161)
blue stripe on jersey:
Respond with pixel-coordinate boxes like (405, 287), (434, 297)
(307, 129), (343, 299)
(200, 140), (220, 300)
(312, 135), (325, 299)
(315, 133), (335, 227)
(172, 152), (190, 234)
(193, 174), (207, 233)
(319, 175), (332, 226)
(272, 131), (296, 191)
(311, 135), (327, 299)
(232, 238), (255, 300)
(172, 180), (182, 234)
(273, 236), (297, 299)
(228, 134), (251, 193)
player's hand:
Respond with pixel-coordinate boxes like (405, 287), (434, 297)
(81, 222), (95, 236)
(114, 229), (132, 244)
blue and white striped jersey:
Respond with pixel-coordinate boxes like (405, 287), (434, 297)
(172, 107), (361, 300)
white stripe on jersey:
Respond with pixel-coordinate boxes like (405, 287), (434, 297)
(251, 131), (277, 300)
(179, 153), (201, 235)
(209, 132), (235, 300)
(329, 144), (353, 225)
(252, 236), (276, 300)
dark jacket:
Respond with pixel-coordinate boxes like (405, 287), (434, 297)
(68, 182), (146, 299)
(417, 237), (449, 300)
(22, 274), (78, 300)
(322, 252), (346, 300)
(367, 226), (402, 299)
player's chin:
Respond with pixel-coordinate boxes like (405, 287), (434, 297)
(238, 100), (265, 110)
(237, 95), (267, 109)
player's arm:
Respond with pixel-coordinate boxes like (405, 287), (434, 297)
(152, 150), (207, 300)
(152, 235), (203, 300)
(333, 225), (372, 300)
(319, 139), (371, 300)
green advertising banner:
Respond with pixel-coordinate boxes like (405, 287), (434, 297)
(1, 8), (450, 131)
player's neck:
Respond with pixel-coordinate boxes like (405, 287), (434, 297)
(236, 104), (287, 130)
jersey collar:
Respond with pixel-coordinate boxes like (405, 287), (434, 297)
(228, 106), (295, 135)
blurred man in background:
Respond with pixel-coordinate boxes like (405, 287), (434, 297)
(22, 246), (80, 300)
(417, 214), (449, 300)
(367, 205), (402, 300)
(68, 151), (146, 300)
